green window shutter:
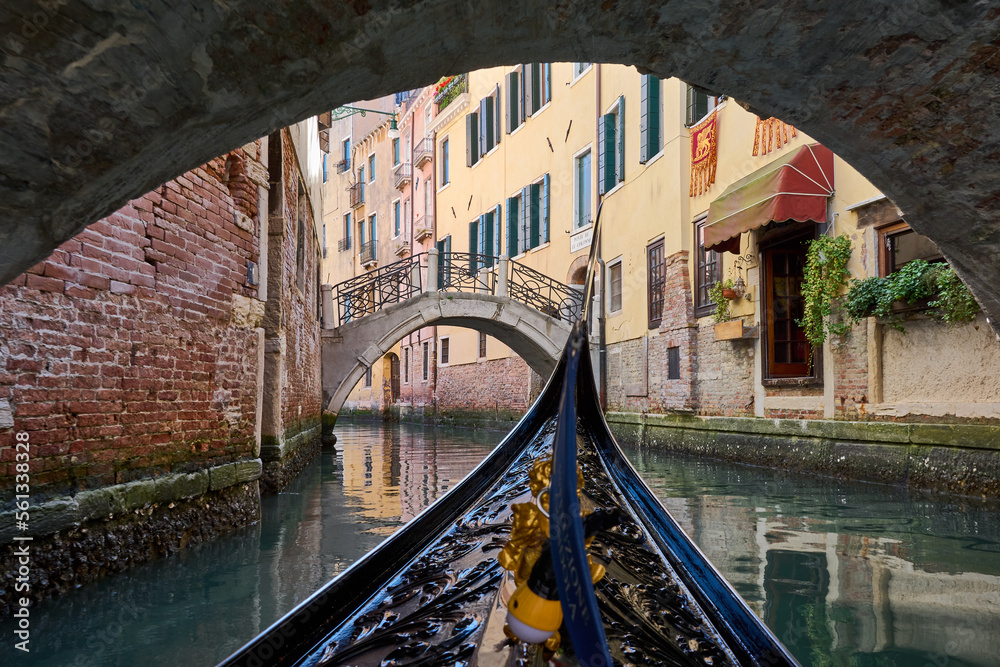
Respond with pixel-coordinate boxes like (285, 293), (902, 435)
(444, 235), (452, 286)
(469, 220), (478, 274)
(531, 63), (542, 114)
(541, 174), (550, 243)
(494, 205), (502, 256)
(529, 183), (541, 249)
(602, 113), (616, 193)
(597, 114), (606, 195)
(523, 64), (534, 118)
(483, 212), (494, 267)
(520, 187), (530, 254)
(617, 96), (625, 183)
(506, 197), (518, 254)
(479, 99), (488, 157)
(640, 75), (650, 164)
(436, 238), (446, 287)
(648, 76), (661, 158)
(493, 85), (501, 147)
(466, 112), (479, 166)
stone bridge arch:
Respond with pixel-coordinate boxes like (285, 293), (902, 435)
(4, 2), (1000, 329)
(321, 291), (576, 416)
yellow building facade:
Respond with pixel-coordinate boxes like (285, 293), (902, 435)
(327, 64), (1000, 424)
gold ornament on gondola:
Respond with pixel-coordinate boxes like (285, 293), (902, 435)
(496, 455), (608, 651)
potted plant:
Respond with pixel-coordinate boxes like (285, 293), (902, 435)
(710, 278), (747, 339)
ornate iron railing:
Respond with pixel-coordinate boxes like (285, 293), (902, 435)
(337, 253), (423, 323)
(393, 162), (412, 190)
(338, 237), (351, 252)
(333, 252), (582, 326)
(438, 253), (496, 294)
(349, 182), (364, 208)
(360, 241), (376, 265)
(433, 74), (468, 109)
(336, 158), (350, 174)
(414, 138), (434, 167)
(509, 261), (584, 321)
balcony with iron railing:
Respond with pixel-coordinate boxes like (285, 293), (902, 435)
(360, 241), (376, 266)
(393, 162), (412, 190)
(336, 158), (350, 174)
(414, 214), (434, 242)
(433, 74), (468, 111)
(393, 237), (410, 257)
(414, 138), (434, 168)
(349, 182), (365, 209)
(338, 237), (352, 252)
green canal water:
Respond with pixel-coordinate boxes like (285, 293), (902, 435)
(4, 421), (1000, 666)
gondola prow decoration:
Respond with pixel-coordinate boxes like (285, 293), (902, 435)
(497, 453), (620, 651)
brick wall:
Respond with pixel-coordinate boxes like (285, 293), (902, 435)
(435, 356), (533, 413)
(832, 326), (870, 420)
(0, 147), (266, 504)
(693, 321), (756, 417)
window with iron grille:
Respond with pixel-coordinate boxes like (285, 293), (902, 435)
(422, 342), (429, 382)
(478, 332), (487, 359)
(647, 239), (665, 328)
(694, 218), (721, 318)
(403, 347), (409, 384)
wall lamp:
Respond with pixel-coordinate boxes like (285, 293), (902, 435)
(331, 105), (400, 139)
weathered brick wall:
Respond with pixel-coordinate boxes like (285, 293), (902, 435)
(693, 321), (756, 417)
(0, 146), (264, 504)
(278, 137), (323, 441)
(435, 356), (533, 413)
(832, 326), (869, 420)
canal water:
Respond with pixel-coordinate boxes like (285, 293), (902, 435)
(4, 421), (1000, 666)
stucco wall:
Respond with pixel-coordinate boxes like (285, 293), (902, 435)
(880, 315), (1000, 417)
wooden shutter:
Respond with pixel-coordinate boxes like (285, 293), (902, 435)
(507, 197), (518, 255)
(648, 76), (661, 158)
(493, 85), (502, 147)
(597, 114), (606, 195)
(520, 186), (530, 254)
(484, 212), (494, 267)
(505, 72), (514, 133)
(523, 64), (534, 118)
(640, 75), (650, 164)
(494, 205), (502, 256)
(479, 98), (488, 157)
(602, 113), (616, 193)
(468, 220), (478, 274)
(529, 183), (541, 249)
(617, 96), (625, 183)
(466, 112), (478, 166)
(541, 174), (550, 244)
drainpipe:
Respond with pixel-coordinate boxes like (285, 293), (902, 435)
(595, 64), (608, 411)
(430, 124), (438, 413)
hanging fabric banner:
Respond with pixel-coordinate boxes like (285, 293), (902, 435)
(753, 116), (797, 156)
(689, 110), (719, 197)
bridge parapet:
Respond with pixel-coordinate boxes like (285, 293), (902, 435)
(334, 251), (583, 327)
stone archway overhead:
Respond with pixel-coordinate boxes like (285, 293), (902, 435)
(3, 1), (1000, 329)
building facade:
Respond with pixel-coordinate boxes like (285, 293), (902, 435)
(326, 64), (1000, 440)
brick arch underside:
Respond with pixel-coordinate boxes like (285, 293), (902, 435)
(4, 1), (1000, 329)
(321, 292), (573, 415)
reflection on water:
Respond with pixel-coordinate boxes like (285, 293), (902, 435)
(623, 444), (1000, 667)
(0, 423), (503, 667)
(5, 422), (1000, 667)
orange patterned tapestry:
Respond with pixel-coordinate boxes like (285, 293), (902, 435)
(753, 116), (797, 156)
(689, 110), (718, 196)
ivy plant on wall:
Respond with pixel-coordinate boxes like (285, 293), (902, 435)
(798, 234), (853, 348)
(708, 278), (734, 324)
(842, 259), (979, 331)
